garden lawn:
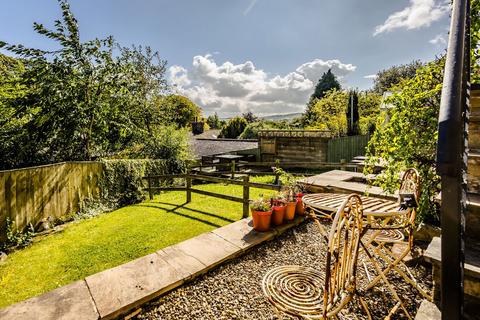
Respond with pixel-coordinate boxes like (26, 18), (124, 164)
(0, 177), (276, 308)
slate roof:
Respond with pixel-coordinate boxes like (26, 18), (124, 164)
(189, 137), (258, 158)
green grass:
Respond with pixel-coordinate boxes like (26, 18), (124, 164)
(0, 176), (276, 307)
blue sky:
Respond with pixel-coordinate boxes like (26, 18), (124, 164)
(0, 0), (450, 116)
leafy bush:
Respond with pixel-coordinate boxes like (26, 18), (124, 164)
(100, 159), (170, 208)
(206, 113), (222, 129)
(1, 218), (34, 251)
(219, 117), (248, 139)
(364, 57), (445, 223)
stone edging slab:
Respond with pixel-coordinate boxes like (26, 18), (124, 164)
(0, 216), (305, 320)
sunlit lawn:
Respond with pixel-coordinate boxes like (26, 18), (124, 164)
(0, 176), (276, 307)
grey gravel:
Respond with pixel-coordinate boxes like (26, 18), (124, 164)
(134, 221), (432, 320)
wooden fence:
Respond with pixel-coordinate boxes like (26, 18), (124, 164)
(0, 162), (103, 240)
(327, 135), (370, 163)
(143, 174), (282, 218)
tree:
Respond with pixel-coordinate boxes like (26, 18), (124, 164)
(303, 69), (341, 126)
(206, 113), (221, 129)
(372, 60), (424, 94)
(305, 89), (348, 136)
(219, 117), (248, 139)
(346, 90), (360, 136)
(311, 69), (341, 100)
(364, 57), (445, 223)
(242, 110), (258, 123)
(160, 95), (201, 128)
(358, 91), (381, 135)
(0, 0), (180, 169)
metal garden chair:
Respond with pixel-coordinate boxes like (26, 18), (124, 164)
(262, 194), (371, 319)
(359, 168), (432, 319)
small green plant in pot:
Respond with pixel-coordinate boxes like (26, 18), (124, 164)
(250, 197), (272, 232)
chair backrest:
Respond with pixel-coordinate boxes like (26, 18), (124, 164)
(399, 168), (421, 224)
(323, 194), (364, 317)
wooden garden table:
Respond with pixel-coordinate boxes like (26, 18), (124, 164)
(302, 193), (399, 220)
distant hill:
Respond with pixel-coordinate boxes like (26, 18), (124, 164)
(220, 112), (303, 121)
(260, 113), (302, 121)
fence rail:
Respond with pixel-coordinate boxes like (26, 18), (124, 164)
(143, 173), (282, 218)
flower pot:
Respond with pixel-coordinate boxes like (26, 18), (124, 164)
(285, 202), (296, 221)
(271, 205), (286, 226)
(295, 194), (306, 216)
(252, 210), (272, 232)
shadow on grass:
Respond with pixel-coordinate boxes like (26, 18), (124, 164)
(133, 202), (235, 228)
(137, 201), (236, 223)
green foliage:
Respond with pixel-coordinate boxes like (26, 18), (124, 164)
(311, 69), (341, 100)
(346, 90), (360, 136)
(303, 69), (341, 125)
(0, 0), (176, 169)
(472, 0), (480, 83)
(305, 89), (348, 135)
(364, 57), (445, 223)
(100, 159), (170, 207)
(372, 60), (424, 94)
(206, 113), (222, 129)
(358, 91), (382, 135)
(250, 198), (271, 211)
(1, 218), (35, 251)
(160, 95), (202, 128)
(219, 116), (248, 139)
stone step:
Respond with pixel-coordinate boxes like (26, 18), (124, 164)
(414, 300), (441, 320)
(468, 152), (480, 194)
(424, 236), (480, 319)
(466, 193), (480, 239)
(469, 121), (480, 151)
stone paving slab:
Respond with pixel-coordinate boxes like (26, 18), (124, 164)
(156, 245), (206, 280)
(85, 252), (183, 320)
(172, 231), (241, 268)
(0, 280), (98, 320)
(211, 217), (276, 251)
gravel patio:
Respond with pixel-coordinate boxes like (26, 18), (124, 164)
(135, 220), (433, 320)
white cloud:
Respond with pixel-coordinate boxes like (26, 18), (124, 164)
(363, 74), (377, 79)
(429, 33), (447, 45)
(169, 55), (356, 117)
(374, 0), (450, 36)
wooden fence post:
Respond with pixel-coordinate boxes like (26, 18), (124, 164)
(148, 177), (153, 200)
(231, 160), (236, 179)
(186, 175), (192, 203)
(243, 175), (249, 218)
(340, 159), (346, 171)
(274, 159), (280, 185)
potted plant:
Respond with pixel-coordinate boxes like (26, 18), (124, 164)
(284, 189), (296, 221)
(250, 197), (272, 232)
(295, 193), (306, 215)
(271, 193), (286, 226)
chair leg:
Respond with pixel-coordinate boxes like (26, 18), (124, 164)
(367, 243), (432, 301)
(360, 241), (412, 319)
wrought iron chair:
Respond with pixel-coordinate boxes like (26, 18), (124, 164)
(262, 194), (371, 319)
(360, 168), (432, 319)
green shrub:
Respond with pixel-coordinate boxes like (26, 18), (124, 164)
(1, 218), (34, 251)
(219, 117), (248, 139)
(100, 159), (170, 208)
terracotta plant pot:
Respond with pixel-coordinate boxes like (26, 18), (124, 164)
(285, 202), (296, 221)
(252, 210), (272, 232)
(271, 205), (286, 226)
(295, 193), (306, 216)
